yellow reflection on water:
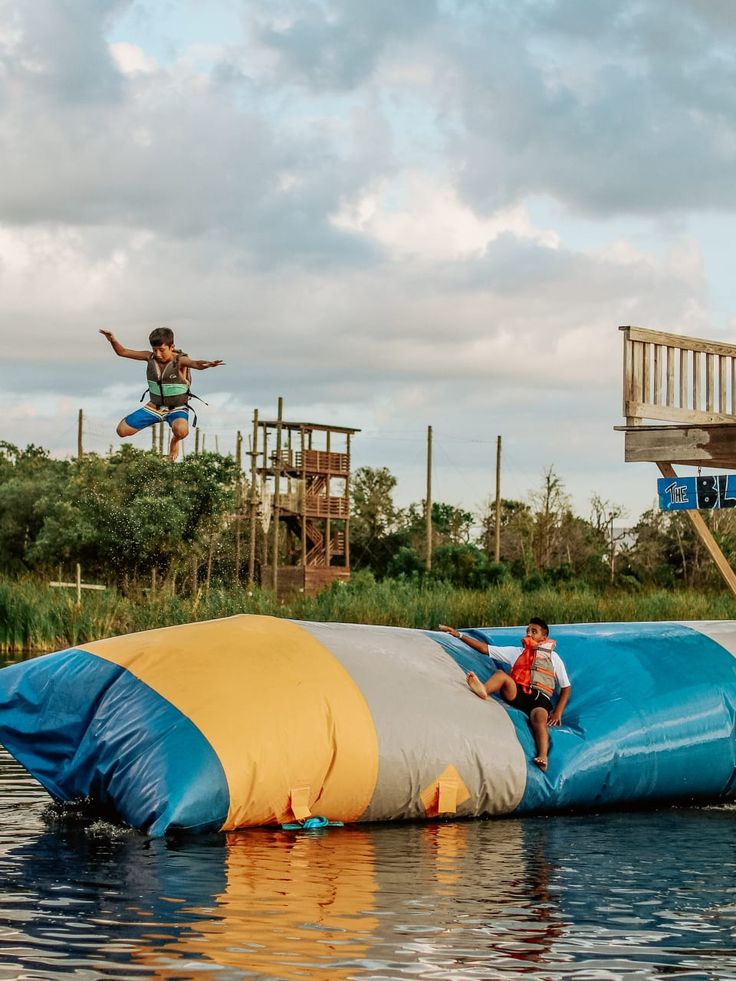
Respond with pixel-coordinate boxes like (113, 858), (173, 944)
(141, 828), (378, 979)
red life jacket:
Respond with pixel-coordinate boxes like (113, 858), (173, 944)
(510, 637), (556, 697)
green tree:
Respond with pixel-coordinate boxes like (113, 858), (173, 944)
(622, 507), (724, 589)
(429, 543), (497, 588)
(350, 466), (408, 576)
(0, 443), (70, 573)
(25, 446), (240, 587)
(402, 500), (474, 551)
(479, 497), (534, 574)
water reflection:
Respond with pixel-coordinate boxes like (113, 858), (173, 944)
(2, 746), (736, 978)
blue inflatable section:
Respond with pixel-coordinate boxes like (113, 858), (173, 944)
(0, 649), (229, 834)
(433, 622), (736, 812)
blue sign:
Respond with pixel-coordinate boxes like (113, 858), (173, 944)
(658, 474), (736, 511)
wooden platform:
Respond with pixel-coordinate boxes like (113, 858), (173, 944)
(262, 565), (351, 598)
(616, 424), (736, 467)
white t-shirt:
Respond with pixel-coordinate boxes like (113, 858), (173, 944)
(488, 644), (571, 691)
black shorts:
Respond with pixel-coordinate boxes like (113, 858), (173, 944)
(509, 687), (552, 716)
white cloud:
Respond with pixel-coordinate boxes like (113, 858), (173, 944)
(332, 173), (560, 260)
(0, 0), (734, 519)
(109, 41), (157, 75)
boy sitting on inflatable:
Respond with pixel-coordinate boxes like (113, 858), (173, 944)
(100, 327), (224, 461)
(439, 618), (571, 772)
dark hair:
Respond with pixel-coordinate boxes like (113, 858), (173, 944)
(149, 327), (174, 347)
(528, 616), (549, 636)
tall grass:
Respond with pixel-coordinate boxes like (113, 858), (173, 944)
(1, 576), (735, 654)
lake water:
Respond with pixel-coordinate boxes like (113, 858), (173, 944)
(2, 660), (736, 979)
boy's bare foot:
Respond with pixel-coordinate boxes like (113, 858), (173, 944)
(169, 442), (181, 462)
(533, 756), (548, 772)
(466, 672), (488, 700)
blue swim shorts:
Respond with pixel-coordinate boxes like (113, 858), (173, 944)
(123, 405), (189, 430)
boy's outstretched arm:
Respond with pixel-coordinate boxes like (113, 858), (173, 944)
(179, 357), (226, 370)
(99, 329), (150, 361)
(438, 624), (490, 656)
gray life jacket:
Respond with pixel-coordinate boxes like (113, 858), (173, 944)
(145, 352), (191, 408)
(530, 644), (556, 697)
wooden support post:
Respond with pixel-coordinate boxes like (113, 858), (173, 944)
(75, 563), (82, 607)
(234, 430), (243, 584)
(272, 397), (284, 593)
(345, 432), (352, 570)
(261, 424), (269, 575)
(195, 429), (200, 455)
(248, 410), (259, 586)
(206, 540), (213, 591)
(300, 427), (307, 569)
(657, 463), (736, 599)
(326, 429), (332, 568)
(77, 409), (84, 460)
(494, 434), (502, 563)
(159, 421), (164, 455)
(234, 500), (242, 585)
(426, 425), (433, 571)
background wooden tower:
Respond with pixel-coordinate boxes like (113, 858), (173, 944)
(255, 406), (360, 596)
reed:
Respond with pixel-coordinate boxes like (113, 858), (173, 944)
(0, 576), (734, 654)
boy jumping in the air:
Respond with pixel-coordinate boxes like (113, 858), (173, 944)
(100, 327), (224, 461)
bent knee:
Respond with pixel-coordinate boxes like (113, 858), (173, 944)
(117, 422), (136, 437)
(170, 421), (189, 438)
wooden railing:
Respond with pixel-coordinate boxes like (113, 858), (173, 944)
(275, 491), (348, 518)
(304, 495), (349, 518)
(621, 325), (736, 425)
(271, 449), (349, 474)
(299, 450), (348, 474)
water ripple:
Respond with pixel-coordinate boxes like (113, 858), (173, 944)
(2, 746), (736, 979)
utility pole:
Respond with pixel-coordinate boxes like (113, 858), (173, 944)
(77, 409), (84, 459)
(494, 435), (502, 563)
(426, 424), (433, 572)
(609, 514), (616, 585)
(272, 397), (284, 593)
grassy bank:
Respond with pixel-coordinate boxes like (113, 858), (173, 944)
(2, 575), (736, 654)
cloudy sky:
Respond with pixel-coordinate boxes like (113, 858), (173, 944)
(1, 0), (735, 524)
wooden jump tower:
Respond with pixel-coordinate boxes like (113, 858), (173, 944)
(251, 401), (360, 596)
(617, 325), (736, 597)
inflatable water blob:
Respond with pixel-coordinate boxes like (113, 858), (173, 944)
(1, 615), (736, 836)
